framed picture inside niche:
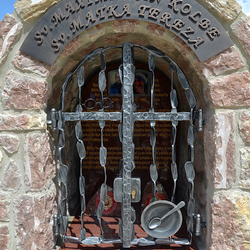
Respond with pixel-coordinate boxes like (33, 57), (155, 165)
(108, 69), (150, 96)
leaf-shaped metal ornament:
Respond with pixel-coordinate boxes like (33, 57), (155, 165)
(59, 164), (68, 184)
(100, 183), (107, 202)
(118, 123), (123, 143)
(170, 126), (176, 145)
(80, 196), (86, 213)
(170, 89), (178, 109)
(77, 66), (85, 87)
(187, 125), (197, 145)
(176, 66), (189, 90)
(99, 120), (105, 129)
(145, 45), (164, 57)
(76, 104), (82, 113)
(77, 141), (86, 160)
(98, 71), (106, 92)
(150, 127), (156, 147)
(171, 162), (178, 181)
(131, 207), (136, 223)
(187, 199), (195, 217)
(186, 88), (196, 108)
(97, 200), (104, 219)
(150, 164), (158, 182)
(186, 216), (194, 233)
(75, 121), (83, 141)
(185, 161), (195, 182)
(61, 216), (69, 235)
(148, 54), (155, 71)
(131, 161), (135, 171)
(99, 146), (107, 167)
(79, 176), (85, 195)
(152, 146), (156, 165)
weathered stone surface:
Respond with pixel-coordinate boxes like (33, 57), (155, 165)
(14, 0), (61, 22)
(0, 14), (22, 65)
(231, 16), (250, 59)
(3, 71), (49, 110)
(210, 191), (250, 250)
(14, 193), (55, 250)
(1, 160), (22, 191)
(113, 19), (140, 33)
(0, 193), (10, 221)
(0, 113), (47, 131)
(12, 52), (51, 77)
(239, 148), (250, 189)
(24, 133), (54, 191)
(205, 71), (250, 107)
(0, 134), (19, 154)
(201, 0), (241, 20)
(200, 47), (244, 77)
(239, 111), (250, 143)
(0, 226), (9, 250)
(204, 112), (236, 189)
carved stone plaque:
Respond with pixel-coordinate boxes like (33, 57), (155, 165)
(20, 0), (233, 65)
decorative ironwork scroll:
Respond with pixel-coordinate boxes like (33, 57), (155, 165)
(49, 43), (203, 248)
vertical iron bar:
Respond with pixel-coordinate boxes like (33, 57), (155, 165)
(121, 42), (135, 248)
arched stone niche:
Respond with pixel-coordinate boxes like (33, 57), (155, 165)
(0, 0), (249, 249)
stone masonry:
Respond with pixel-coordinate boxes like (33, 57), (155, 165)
(0, 0), (249, 249)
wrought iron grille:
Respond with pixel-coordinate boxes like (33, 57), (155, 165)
(49, 42), (203, 248)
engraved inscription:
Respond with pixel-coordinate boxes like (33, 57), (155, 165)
(20, 0), (233, 65)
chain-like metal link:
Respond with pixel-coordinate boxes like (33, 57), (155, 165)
(76, 65), (87, 241)
(185, 108), (197, 241)
(148, 53), (158, 203)
(97, 51), (108, 240)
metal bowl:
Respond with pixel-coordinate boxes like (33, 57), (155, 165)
(141, 200), (183, 238)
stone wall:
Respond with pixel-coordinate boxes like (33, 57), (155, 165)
(0, 0), (249, 249)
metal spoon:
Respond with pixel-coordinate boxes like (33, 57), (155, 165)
(148, 201), (185, 230)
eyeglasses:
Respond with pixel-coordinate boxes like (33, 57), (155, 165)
(82, 97), (113, 110)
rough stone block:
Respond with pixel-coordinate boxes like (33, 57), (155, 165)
(204, 112), (236, 189)
(200, 47), (244, 77)
(14, 0), (61, 22)
(24, 133), (54, 191)
(201, 0), (241, 20)
(14, 193), (55, 250)
(0, 226), (9, 250)
(0, 113), (46, 131)
(210, 191), (250, 250)
(0, 193), (10, 221)
(231, 16), (250, 59)
(1, 160), (22, 191)
(0, 134), (19, 154)
(239, 111), (250, 143)
(205, 71), (250, 107)
(239, 148), (250, 189)
(12, 52), (51, 77)
(3, 71), (49, 110)
(0, 14), (22, 65)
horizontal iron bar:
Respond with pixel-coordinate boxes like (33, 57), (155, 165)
(57, 111), (190, 122)
(63, 236), (190, 246)
(62, 112), (121, 121)
(134, 112), (190, 121)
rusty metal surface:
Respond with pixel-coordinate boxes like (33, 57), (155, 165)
(20, 0), (233, 65)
